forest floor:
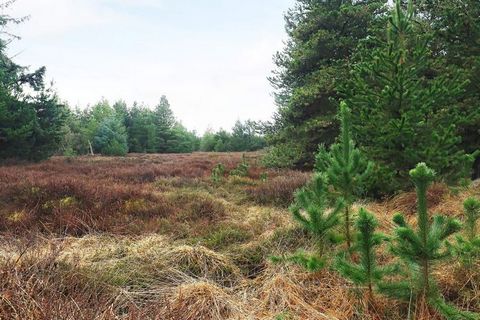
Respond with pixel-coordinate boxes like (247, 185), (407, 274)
(0, 152), (478, 320)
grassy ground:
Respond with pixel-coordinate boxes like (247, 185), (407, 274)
(0, 152), (478, 319)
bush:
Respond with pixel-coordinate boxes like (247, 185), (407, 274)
(261, 143), (304, 169)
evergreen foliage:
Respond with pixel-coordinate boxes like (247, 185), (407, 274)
(92, 117), (128, 156)
(335, 208), (389, 304)
(211, 163), (225, 184)
(342, 0), (476, 194)
(154, 96), (176, 153)
(230, 154), (250, 177)
(127, 103), (157, 153)
(199, 122), (265, 153)
(316, 102), (373, 250)
(452, 197), (480, 266)
(273, 174), (343, 271)
(0, 10), (67, 161)
(417, 0), (480, 179)
(266, 0), (387, 167)
(380, 163), (476, 319)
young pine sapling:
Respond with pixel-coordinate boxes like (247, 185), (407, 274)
(272, 174), (343, 271)
(452, 197), (480, 267)
(335, 208), (390, 306)
(380, 163), (477, 319)
(316, 101), (373, 251)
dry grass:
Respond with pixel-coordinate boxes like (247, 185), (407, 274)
(0, 153), (479, 319)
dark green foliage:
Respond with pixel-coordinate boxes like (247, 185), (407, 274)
(343, 0), (476, 194)
(451, 197), (480, 266)
(266, 0), (387, 167)
(167, 123), (200, 153)
(380, 163), (476, 319)
(61, 98), (200, 155)
(127, 103), (157, 153)
(261, 143), (303, 169)
(92, 117), (128, 156)
(463, 197), (480, 242)
(230, 120), (266, 152)
(316, 102), (373, 249)
(0, 13), (67, 161)
(417, 0), (480, 179)
(199, 121), (265, 153)
(154, 95), (176, 153)
(274, 174), (343, 270)
(335, 208), (389, 303)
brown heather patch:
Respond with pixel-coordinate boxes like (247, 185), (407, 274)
(246, 171), (311, 207)
(383, 183), (449, 216)
(0, 153), (254, 235)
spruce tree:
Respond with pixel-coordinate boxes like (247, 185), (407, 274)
(316, 102), (373, 250)
(342, 0), (475, 194)
(335, 208), (389, 305)
(380, 163), (477, 319)
(273, 174), (343, 271)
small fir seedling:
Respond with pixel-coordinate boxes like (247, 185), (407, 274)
(272, 174), (343, 271)
(316, 101), (373, 250)
(380, 163), (477, 319)
(335, 208), (390, 306)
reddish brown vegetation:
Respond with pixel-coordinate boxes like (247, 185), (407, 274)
(0, 153), (254, 236)
(246, 172), (311, 207)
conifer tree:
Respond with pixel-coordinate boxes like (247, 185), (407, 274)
(335, 208), (389, 305)
(342, 0), (476, 194)
(267, 0), (386, 168)
(316, 102), (373, 250)
(452, 197), (480, 266)
(380, 163), (476, 319)
(273, 174), (343, 271)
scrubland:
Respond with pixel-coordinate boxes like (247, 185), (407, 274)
(0, 153), (478, 320)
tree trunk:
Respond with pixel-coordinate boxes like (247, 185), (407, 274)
(88, 140), (94, 156)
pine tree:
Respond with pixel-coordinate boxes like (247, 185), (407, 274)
(342, 0), (475, 194)
(417, 0), (480, 179)
(335, 208), (389, 305)
(452, 197), (480, 266)
(266, 0), (387, 168)
(316, 101), (373, 250)
(154, 95), (176, 153)
(380, 163), (477, 319)
(273, 174), (343, 271)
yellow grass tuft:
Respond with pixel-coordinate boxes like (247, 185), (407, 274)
(165, 245), (241, 286)
(161, 281), (244, 320)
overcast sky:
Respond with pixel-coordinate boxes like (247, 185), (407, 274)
(5, 0), (294, 133)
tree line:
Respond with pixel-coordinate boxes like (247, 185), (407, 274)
(0, 5), (265, 160)
(60, 97), (265, 157)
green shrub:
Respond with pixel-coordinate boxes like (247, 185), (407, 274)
(211, 163), (225, 184)
(261, 143), (304, 169)
(230, 154), (249, 177)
